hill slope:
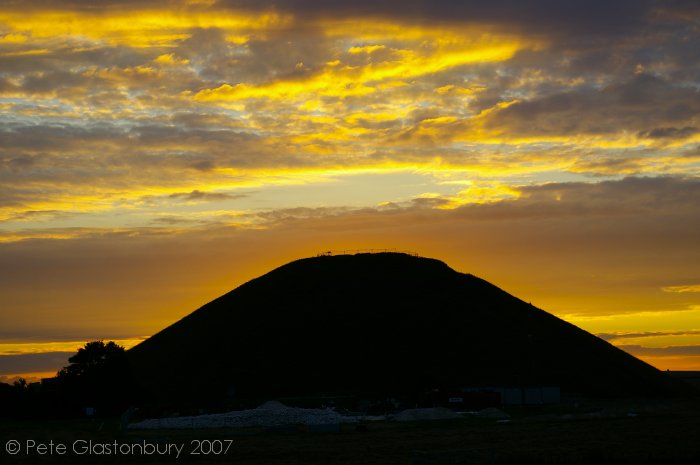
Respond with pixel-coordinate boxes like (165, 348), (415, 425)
(128, 253), (690, 406)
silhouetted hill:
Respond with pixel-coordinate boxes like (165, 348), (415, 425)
(128, 253), (693, 407)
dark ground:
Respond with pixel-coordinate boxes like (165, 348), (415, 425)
(2, 398), (700, 465)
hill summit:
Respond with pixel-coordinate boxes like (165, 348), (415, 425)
(128, 252), (689, 406)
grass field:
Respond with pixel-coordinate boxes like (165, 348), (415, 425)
(2, 399), (700, 464)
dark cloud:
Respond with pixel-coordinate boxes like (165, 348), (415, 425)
(0, 122), (279, 191)
(447, 177), (700, 222)
(17, 70), (92, 95)
(0, 154), (35, 171)
(0, 76), (19, 94)
(10, 1), (675, 44)
(0, 352), (72, 375)
(176, 28), (240, 82)
(150, 215), (201, 226)
(598, 331), (700, 341)
(8, 210), (74, 222)
(252, 206), (352, 225)
(177, 26), (334, 84)
(617, 345), (700, 356)
(570, 156), (648, 177)
(167, 190), (246, 202)
(684, 146), (700, 158)
(0, 44), (147, 76)
(638, 126), (698, 139)
(409, 196), (450, 209)
(480, 74), (700, 138)
(169, 112), (239, 129)
(189, 160), (217, 171)
(0, 124), (127, 152)
(215, 0), (657, 38)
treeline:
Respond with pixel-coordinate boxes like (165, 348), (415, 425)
(0, 341), (146, 419)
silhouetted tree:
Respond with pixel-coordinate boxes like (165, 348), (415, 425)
(58, 340), (127, 379)
(56, 340), (135, 415)
(13, 377), (28, 391)
(0, 378), (35, 418)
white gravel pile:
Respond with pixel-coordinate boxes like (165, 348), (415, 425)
(393, 407), (460, 422)
(129, 401), (470, 430)
(475, 407), (510, 420)
(129, 401), (351, 430)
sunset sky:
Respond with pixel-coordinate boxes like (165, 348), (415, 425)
(1, 0), (700, 382)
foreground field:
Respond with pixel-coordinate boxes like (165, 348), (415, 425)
(2, 399), (700, 464)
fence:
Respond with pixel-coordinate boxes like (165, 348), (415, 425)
(315, 248), (420, 257)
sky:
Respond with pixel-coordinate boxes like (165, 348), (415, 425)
(1, 0), (700, 382)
